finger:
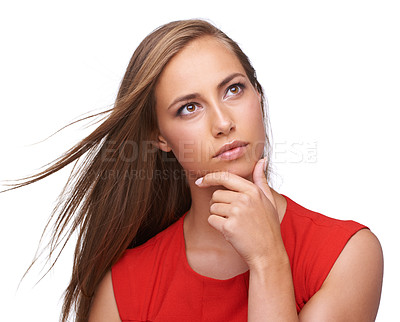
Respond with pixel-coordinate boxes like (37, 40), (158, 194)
(208, 214), (227, 233)
(195, 171), (253, 192)
(262, 182), (276, 210)
(209, 203), (233, 218)
(210, 189), (240, 205)
(252, 158), (276, 209)
(252, 158), (268, 187)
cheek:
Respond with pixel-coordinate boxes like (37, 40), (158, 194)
(241, 97), (266, 157)
(242, 97), (265, 135)
(163, 127), (207, 168)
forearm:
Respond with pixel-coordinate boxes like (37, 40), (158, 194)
(248, 254), (299, 322)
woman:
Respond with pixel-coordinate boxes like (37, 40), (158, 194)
(6, 19), (382, 321)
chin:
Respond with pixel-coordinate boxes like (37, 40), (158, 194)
(225, 166), (253, 180)
(211, 159), (256, 180)
(180, 155), (259, 181)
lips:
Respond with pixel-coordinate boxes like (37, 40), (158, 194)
(213, 140), (249, 158)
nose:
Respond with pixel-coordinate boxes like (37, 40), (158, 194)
(210, 103), (236, 137)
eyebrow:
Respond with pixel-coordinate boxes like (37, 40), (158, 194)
(167, 72), (246, 110)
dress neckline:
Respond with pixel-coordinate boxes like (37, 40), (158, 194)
(178, 194), (291, 282)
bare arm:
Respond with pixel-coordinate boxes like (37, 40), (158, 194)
(248, 251), (298, 321)
(198, 161), (383, 321)
(299, 229), (383, 321)
(88, 270), (121, 322)
(248, 229), (383, 321)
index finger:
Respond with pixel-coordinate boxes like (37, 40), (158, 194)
(195, 171), (253, 192)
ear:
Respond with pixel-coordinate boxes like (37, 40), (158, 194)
(156, 134), (172, 152)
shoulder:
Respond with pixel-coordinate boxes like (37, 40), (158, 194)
(89, 271), (121, 322)
(327, 228), (383, 291)
(281, 196), (373, 309)
(329, 228), (383, 294)
(281, 196), (383, 319)
(281, 195), (367, 253)
(299, 228), (383, 321)
(282, 195), (366, 231)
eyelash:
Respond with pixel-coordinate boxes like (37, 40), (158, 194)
(225, 82), (245, 97)
(176, 82), (246, 116)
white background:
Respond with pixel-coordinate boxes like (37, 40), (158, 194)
(0, 1), (399, 321)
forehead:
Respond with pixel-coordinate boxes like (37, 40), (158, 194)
(155, 36), (246, 106)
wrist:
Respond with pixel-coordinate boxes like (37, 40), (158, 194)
(248, 248), (290, 273)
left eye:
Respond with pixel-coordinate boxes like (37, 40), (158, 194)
(225, 84), (243, 98)
(178, 102), (200, 116)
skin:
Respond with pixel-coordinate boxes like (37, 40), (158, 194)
(155, 35), (274, 280)
(89, 36), (383, 321)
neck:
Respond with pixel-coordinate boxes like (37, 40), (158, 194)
(184, 180), (226, 247)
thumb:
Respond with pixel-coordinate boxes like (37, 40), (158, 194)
(253, 158), (276, 209)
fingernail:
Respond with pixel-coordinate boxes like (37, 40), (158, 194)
(263, 158), (268, 172)
(195, 177), (203, 186)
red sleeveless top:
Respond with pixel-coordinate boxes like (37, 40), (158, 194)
(112, 195), (367, 321)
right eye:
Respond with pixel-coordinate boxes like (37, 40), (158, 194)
(177, 103), (201, 116)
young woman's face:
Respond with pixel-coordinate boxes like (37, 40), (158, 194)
(155, 36), (266, 180)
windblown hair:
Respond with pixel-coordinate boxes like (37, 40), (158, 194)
(3, 19), (270, 321)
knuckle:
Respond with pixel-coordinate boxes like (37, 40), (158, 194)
(214, 172), (223, 180)
(222, 218), (239, 239)
(231, 206), (240, 216)
(220, 172), (229, 181)
(249, 185), (261, 197)
(211, 190), (220, 201)
(222, 220), (233, 235)
(238, 193), (250, 204)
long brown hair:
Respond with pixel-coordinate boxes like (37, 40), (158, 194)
(2, 19), (270, 321)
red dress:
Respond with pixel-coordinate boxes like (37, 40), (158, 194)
(112, 195), (367, 321)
